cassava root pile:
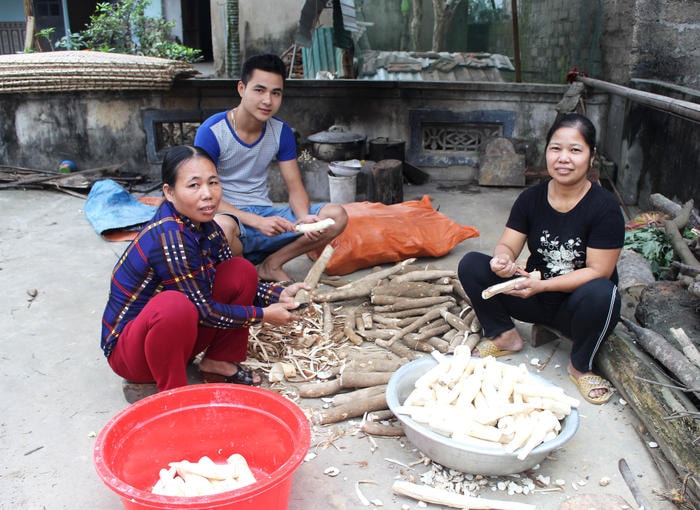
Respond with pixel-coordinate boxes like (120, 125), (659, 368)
(396, 347), (578, 460)
(246, 259), (488, 426)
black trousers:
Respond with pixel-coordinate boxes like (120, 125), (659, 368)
(457, 251), (621, 373)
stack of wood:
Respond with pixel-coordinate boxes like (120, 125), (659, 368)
(600, 192), (700, 507)
(649, 193), (700, 298)
(0, 163), (144, 196)
(280, 45), (305, 79)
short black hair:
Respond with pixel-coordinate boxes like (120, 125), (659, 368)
(240, 54), (286, 85)
(546, 113), (597, 152)
(161, 145), (213, 187)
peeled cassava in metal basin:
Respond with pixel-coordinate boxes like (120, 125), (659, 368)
(386, 356), (580, 476)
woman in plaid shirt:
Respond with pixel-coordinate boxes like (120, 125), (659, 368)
(101, 145), (307, 391)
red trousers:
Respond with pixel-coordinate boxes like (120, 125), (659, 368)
(108, 257), (259, 391)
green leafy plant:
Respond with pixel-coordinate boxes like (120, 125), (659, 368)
(34, 27), (55, 51)
(623, 226), (676, 279)
(55, 0), (202, 63)
(55, 32), (85, 51)
(469, 0), (506, 23)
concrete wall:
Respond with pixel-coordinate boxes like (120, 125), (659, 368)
(210, 0), (300, 76)
(0, 79), (579, 188)
(0, 90), (164, 175)
(603, 80), (700, 210)
(3, 77), (699, 207)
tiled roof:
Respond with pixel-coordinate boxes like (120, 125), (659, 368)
(359, 50), (515, 82)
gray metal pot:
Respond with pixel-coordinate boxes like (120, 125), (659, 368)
(308, 125), (366, 162)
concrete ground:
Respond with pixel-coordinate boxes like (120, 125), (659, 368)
(0, 181), (676, 509)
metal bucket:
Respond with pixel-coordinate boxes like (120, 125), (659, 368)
(369, 137), (405, 162)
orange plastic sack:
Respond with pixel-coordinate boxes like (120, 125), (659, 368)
(312, 195), (479, 275)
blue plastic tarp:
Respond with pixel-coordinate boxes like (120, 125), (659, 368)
(84, 179), (157, 235)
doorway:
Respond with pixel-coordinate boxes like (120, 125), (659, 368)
(65, 0), (99, 33)
(180, 0), (212, 61)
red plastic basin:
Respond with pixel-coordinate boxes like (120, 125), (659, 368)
(94, 384), (310, 509)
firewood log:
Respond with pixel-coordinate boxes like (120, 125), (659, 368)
(620, 317), (700, 400)
(664, 216), (700, 269)
(649, 193), (700, 229)
(669, 327), (700, 370)
(617, 249), (656, 319)
(597, 328), (700, 502)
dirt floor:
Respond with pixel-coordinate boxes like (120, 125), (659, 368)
(0, 181), (678, 509)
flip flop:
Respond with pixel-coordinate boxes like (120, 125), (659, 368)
(472, 339), (518, 358)
(200, 364), (262, 386)
(569, 373), (615, 405)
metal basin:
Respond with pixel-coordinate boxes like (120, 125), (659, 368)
(328, 159), (362, 176)
(386, 356), (580, 476)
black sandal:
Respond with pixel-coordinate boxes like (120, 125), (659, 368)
(199, 364), (261, 386)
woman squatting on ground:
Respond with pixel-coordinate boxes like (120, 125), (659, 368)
(100, 145), (308, 391)
(458, 113), (625, 404)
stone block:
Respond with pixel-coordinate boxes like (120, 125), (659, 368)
(478, 137), (526, 187)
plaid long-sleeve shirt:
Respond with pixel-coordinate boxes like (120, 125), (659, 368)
(100, 200), (282, 357)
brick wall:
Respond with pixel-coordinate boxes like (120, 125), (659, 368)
(518, 0), (603, 84)
(478, 0), (700, 88)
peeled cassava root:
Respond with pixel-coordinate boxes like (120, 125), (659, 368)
(481, 270), (541, 299)
(151, 454), (256, 497)
(294, 218), (335, 233)
(395, 346), (579, 460)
